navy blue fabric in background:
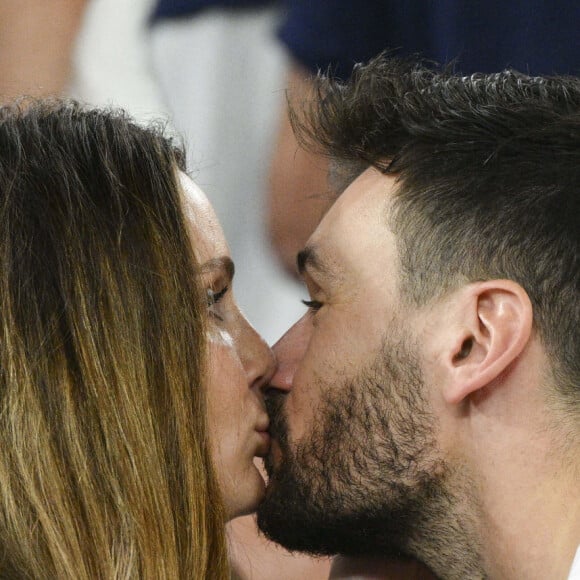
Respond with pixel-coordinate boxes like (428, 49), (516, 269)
(279, 0), (580, 77)
(151, 0), (273, 20)
(151, 0), (580, 77)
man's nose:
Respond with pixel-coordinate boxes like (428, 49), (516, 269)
(269, 314), (311, 392)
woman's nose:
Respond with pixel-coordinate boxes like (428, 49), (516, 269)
(239, 318), (277, 391)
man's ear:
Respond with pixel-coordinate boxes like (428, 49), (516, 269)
(432, 280), (533, 405)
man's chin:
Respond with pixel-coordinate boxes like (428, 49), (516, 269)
(257, 458), (358, 556)
(257, 454), (433, 558)
(257, 488), (406, 558)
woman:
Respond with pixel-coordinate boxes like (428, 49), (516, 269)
(0, 100), (275, 578)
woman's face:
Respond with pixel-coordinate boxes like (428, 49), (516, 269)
(179, 172), (276, 520)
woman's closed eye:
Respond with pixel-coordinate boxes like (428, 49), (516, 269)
(301, 298), (323, 313)
(207, 286), (229, 321)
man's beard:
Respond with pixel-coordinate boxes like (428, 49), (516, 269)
(257, 331), (485, 577)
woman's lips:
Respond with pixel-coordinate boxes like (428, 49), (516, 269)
(255, 415), (270, 432)
(254, 430), (271, 457)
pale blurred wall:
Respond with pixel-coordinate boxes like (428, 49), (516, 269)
(70, 0), (168, 124)
(70, 1), (305, 345)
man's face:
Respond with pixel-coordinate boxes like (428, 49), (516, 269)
(257, 168), (450, 556)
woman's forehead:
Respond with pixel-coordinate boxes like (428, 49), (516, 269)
(178, 171), (230, 262)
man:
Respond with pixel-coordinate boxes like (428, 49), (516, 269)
(257, 56), (580, 579)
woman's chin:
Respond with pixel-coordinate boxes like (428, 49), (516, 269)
(224, 463), (267, 521)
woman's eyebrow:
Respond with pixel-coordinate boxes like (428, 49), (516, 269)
(199, 256), (235, 281)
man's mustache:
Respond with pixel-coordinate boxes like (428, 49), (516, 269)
(264, 390), (288, 443)
(263, 391), (290, 477)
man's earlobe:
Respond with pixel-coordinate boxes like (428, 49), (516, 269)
(441, 280), (533, 405)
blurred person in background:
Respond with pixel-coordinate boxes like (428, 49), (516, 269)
(70, 0), (169, 124)
(0, 0), (87, 101)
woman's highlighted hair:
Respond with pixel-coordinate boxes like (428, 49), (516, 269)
(0, 101), (229, 578)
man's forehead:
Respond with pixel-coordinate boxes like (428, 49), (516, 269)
(301, 168), (398, 281)
(319, 167), (396, 232)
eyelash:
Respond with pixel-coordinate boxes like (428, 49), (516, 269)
(207, 286), (228, 320)
(301, 299), (323, 312)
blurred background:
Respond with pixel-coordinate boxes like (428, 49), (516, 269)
(70, 0), (306, 347)
(4, 0), (578, 345)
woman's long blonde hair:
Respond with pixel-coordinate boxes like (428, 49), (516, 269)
(0, 101), (229, 578)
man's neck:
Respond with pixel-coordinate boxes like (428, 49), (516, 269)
(449, 344), (580, 579)
(329, 555), (437, 579)
(474, 434), (580, 579)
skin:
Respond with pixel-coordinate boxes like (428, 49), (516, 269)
(264, 167), (442, 576)
(180, 173), (332, 579)
(180, 172), (276, 519)
(270, 168), (413, 448)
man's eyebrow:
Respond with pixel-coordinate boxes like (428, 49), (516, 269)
(199, 256), (235, 281)
(296, 245), (334, 280)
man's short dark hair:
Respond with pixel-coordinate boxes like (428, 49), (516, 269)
(291, 55), (580, 409)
